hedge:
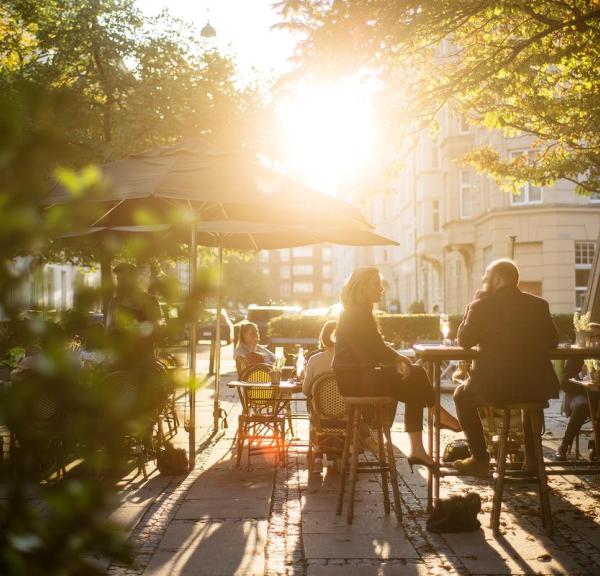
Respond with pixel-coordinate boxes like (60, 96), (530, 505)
(268, 312), (576, 347)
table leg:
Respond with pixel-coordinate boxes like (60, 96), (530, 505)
(586, 390), (600, 461)
(426, 360), (434, 512)
(434, 360), (441, 506)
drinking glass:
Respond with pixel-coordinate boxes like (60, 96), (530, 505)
(439, 313), (451, 346)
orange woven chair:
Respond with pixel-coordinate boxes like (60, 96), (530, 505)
(307, 372), (347, 473)
(237, 364), (286, 467)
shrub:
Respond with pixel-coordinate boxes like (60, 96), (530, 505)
(267, 312), (576, 346)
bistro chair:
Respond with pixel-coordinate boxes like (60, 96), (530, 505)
(491, 402), (552, 536)
(102, 370), (154, 479)
(336, 396), (403, 524)
(237, 363), (287, 467)
(307, 372), (347, 473)
(154, 355), (179, 436)
(4, 375), (67, 479)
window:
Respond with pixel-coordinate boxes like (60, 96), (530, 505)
(321, 247), (332, 261)
(293, 282), (313, 294)
(280, 266), (290, 279)
(292, 246), (313, 258)
(260, 265), (270, 276)
(590, 191), (600, 203)
(322, 283), (332, 296)
(459, 113), (470, 134)
(509, 150), (543, 205)
(432, 199), (440, 232)
(520, 281), (542, 297)
(459, 169), (473, 218)
(292, 264), (313, 275)
(575, 241), (596, 310)
(279, 249), (290, 262)
(258, 251), (269, 262)
(431, 144), (438, 169)
(322, 265), (332, 278)
(280, 283), (291, 297)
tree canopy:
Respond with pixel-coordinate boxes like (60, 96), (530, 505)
(2, 0), (263, 163)
(277, 0), (600, 193)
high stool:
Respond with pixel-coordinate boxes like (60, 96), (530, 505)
(491, 402), (552, 536)
(336, 397), (402, 524)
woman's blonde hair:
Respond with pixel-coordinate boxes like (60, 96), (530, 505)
(340, 266), (381, 309)
(237, 321), (258, 347)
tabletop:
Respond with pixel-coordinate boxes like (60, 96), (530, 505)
(413, 344), (600, 361)
(570, 378), (600, 391)
(227, 380), (304, 394)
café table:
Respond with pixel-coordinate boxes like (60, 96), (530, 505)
(413, 344), (600, 511)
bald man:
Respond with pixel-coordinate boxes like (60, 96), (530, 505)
(452, 259), (559, 476)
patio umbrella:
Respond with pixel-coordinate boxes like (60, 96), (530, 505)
(46, 138), (388, 467)
(90, 221), (399, 440)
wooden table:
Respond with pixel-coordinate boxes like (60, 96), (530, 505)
(413, 345), (600, 510)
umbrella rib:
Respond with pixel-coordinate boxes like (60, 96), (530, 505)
(91, 199), (125, 227)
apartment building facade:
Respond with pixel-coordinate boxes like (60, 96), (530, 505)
(334, 110), (600, 315)
(258, 245), (335, 308)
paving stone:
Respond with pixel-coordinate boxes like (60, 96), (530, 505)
(175, 496), (271, 520)
(303, 531), (419, 560)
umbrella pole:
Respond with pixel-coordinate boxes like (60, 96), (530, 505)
(213, 241), (223, 433)
(188, 225), (197, 469)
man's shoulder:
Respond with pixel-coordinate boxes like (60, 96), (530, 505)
(517, 289), (550, 311)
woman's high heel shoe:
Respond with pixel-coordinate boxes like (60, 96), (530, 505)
(407, 456), (437, 473)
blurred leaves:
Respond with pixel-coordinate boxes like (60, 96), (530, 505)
(278, 0), (600, 194)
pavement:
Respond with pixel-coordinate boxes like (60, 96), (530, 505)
(103, 347), (600, 576)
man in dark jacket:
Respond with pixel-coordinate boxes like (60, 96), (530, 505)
(453, 259), (559, 476)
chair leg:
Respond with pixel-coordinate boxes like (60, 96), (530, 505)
(375, 405), (390, 515)
(383, 418), (402, 523)
(236, 416), (245, 467)
(336, 405), (355, 516)
(346, 407), (361, 524)
(491, 409), (510, 536)
(529, 409), (553, 536)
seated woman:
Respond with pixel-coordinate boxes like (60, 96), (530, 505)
(556, 322), (600, 459)
(333, 266), (460, 470)
(234, 321), (276, 377)
(302, 320), (336, 403)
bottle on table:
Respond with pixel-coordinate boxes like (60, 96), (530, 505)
(295, 347), (305, 379)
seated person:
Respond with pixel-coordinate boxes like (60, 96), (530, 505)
(333, 267), (460, 469)
(556, 321), (600, 459)
(302, 320), (336, 403)
(234, 321), (276, 377)
(453, 259), (559, 476)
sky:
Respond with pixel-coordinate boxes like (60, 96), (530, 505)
(138, 0), (298, 80)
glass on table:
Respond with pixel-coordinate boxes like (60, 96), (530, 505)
(439, 313), (451, 346)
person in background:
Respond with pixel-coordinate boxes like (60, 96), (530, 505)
(556, 321), (600, 459)
(106, 262), (161, 363)
(333, 266), (460, 471)
(234, 321), (276, 377)
(302, 320), (336, 401)
(453, 259), (559, 476)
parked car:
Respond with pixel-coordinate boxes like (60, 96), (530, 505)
(246, 304), (302, 343)
(197, 308), (234, 345)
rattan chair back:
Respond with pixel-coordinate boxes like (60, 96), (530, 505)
(313, 372), (346, 421)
